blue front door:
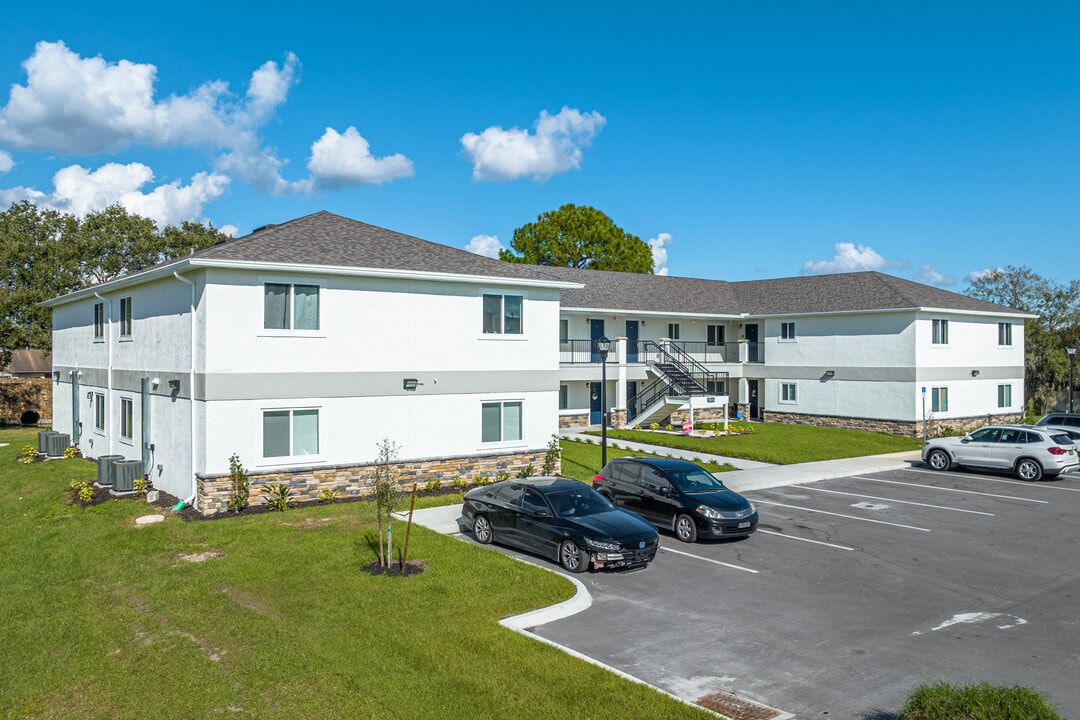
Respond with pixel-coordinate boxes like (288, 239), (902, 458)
(745, 323), (760, 363)
(590, 382), (602, 425)
(625, 320), (639, 362)
(590, 319), (605, 362)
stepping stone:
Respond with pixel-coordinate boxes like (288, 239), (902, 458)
(135, 514), (166, 526)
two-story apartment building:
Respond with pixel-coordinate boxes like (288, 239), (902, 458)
(46, 211), (1031, 514)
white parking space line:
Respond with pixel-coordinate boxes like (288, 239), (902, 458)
(802, 486), (994, 516)
(756, 529), (855, 551)
(660, 546), (759, 573)
(755, 500), (931, 531)
(852, 475), (1048, 504)
(905, 467), (1080, 493)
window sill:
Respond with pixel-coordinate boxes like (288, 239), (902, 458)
(118, 337), (133, 343)
(119, 437), (134, 446)
(258, 330), (326, 339)
(479, 334), (526, 341)
(257, 455), (324, 468)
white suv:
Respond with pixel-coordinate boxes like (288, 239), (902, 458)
(922, 424), (1079, 481)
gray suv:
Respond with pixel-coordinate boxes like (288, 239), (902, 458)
(922, 424), (1079, 481)
(1035, 413), (1080, 429)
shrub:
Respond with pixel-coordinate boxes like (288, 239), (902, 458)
(649, 422), (660, 430)
(69, 479), (93, 503)
(542, 434), (561, 475)
(63, 446), (78, 459)
(261, 483), (295, 512)
(318, 488), (339, 503)
(133, 477), (149, 494)
(423, 479), (442, 493)
(474, 474), (491, 486)
(898, 681), (1062, 720)
(664, 424), (674, 431)
(516, 464), (535, 478)
(226, 454), (250, 512)
(452, 476), (469, 491)
(495, 471), (510, 483)
(19, 445), (37, 465)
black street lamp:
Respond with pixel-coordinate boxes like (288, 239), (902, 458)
(596, 336), (611, 468)
(1067, 344), (1077, 413)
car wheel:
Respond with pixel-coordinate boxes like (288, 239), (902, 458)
(926, 449), (951, 471)
(472, 515), (493, 544)
(674, 513), (698, 543)
(1016, 458), (1044, 482)
(559, 540), (589, 573)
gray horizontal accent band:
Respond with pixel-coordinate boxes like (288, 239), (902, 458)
(51, 366), (191, 398)
(760, 366), (1023, 382)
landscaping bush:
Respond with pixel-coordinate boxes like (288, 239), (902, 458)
(898, 682), (1062, 720)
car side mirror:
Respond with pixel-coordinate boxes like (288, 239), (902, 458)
(531, 508), (550, 518)
(658, 486), (671, 496)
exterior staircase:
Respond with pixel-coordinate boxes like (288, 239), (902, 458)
(627, 342), (728, 426)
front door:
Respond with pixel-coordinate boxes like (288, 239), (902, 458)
(745, 323), (760, 362)
(590, 382), (602, 425)
(748, 379), (760, 420)
(625, 320), (639, 362)
(590, 319), (605, 362)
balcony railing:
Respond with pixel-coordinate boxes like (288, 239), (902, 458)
(559, 339), (764, 364)
(559, 338), (622, 364)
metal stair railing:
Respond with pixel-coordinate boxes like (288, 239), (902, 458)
(642, 340), (727, 396)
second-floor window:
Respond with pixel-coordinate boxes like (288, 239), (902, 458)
(667, 323), (680, 340)
(93, 302), (105, 339)
(932, 319), (949, 345)
(482, 294), (523, 335)
(119, 297), (132, 338)
(780, 322), (796, 341)
(265, 283), (320, 330)
(707, 325), (725, 346)
(998, 322), (1012, 346)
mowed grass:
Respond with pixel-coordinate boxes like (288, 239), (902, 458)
(559, 439), (735, 483)
(598, 423), (923, 464)
(0, 428), (712, 720)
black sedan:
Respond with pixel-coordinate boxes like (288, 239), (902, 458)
(460, 477), (659, 573)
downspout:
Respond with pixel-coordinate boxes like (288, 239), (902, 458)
(94, 292), (113, 455)
(173, 271), (198, 510)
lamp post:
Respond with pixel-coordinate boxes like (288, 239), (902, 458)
(1067, 344), (1077, 413)
(596, 336), (611, 468)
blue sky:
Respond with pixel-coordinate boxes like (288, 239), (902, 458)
(2, 2), (1079, 287)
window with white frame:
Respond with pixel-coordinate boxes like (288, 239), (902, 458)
(481, 401), (522, 443)
(119, 297), (132, 338)
(93, 303), (105, 340)
(998, 322), (1012, 346)
(263, 408), (320, 458)
(780, 321), (796, 341)
(559, 319), (569, 343)
(559, 385), (569, 410)
(998, 384), (1012, 408)
(931, 386), (949, 412)
(932, 318), (949, 345)
(264, 283), (320, 330)
(482, 293), (523, 335)
(707, 324), (725, 346)
(120, 396), (134, 442)
(94, 393), (105, 432)
(667, 323), (680, 340)
(780, 382), (797, 403)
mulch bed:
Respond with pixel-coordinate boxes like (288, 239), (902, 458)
(359, 561), (426, 577)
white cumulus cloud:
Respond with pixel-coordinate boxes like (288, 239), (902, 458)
(465, 234), (504, 258)
(648, 232), (672, 275)
(219, 224), (239, 237)
(966, 267), (1003, 283)
(801, 242), (908, 275)
(306, 126), (414, 190)
(460, 106), (606, 181)
(0, 150), (12, 173)
(913, 264), (955, 286)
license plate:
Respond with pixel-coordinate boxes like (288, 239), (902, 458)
(738, 522), (751, 529)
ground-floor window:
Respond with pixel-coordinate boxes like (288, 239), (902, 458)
(482, 401), (522, 443)
(997, 384), (1012, 408)
(263, 408), (320, 458)
(558, 385), (568, 410)
(780, 382), (797, 403)
(94, 393), (106, 432)
(120, 396), (134, 442)
(932, 386), (949, 413)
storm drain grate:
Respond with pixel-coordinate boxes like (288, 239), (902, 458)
(694, 691), (785, 720)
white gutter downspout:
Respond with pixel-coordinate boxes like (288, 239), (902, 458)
(94, 292), (113, 455)
(173, 272), (198, 510)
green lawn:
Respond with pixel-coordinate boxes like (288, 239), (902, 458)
(594, 423), (923, 464)
(559, 439), (735, 482)
(0, 428), (712, 720)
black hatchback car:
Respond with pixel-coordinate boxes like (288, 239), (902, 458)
(593, 457), (758, 542)
(460, 477), (659, 573)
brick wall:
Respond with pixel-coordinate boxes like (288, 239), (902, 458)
(0, 378), (52, 425)
(196, 448), (552, 515)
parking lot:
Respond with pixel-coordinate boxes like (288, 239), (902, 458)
(477, 466), (1080, 718)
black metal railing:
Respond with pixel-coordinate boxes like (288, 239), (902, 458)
(625, 341), (729, 422)
(559, 338), (621, 364)
(558, 338), (763, 365)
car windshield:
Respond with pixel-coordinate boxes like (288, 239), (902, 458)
(547, 488), (614, 518)
(666, 468), (725, 492)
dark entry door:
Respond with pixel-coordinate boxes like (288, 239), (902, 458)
(590, 319), (605, 362)
(625, 320), (639, 362)
(745, 323), (760, 363)
(748, 379), (759, 420)
(590, 382), (602, 425)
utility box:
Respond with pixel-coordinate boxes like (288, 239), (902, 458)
(37, 431), (58, 454)
(96, 455), (125, 487)
(45, 433), (70, 458)
(110, 460), (145, 494)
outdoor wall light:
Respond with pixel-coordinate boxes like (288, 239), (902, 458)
(824, 370), (835, 378)
(53, 371), (60, 382)
(86, 391), (93, 400)
(151, 377), (160, 388)
(168, 379), (181, 393)
(971, 370), (981, 377)
(403, 378), (420, 391)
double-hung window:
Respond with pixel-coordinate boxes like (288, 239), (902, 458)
(932, 319), (949, 345)
(780, 321), (796, 341)
(120, 397), (134, 442)
(931, 386), (949, 412)
(263, 408), (320, 458)
(707, 324), (725, 346)
(119, 297), (132, 338)
(264, 283), (320, 330)
(998, 384), (1012, 408)
(481, 401), (522, 443)
(482, 293), (523, 334)
(93, 303), (105, 340)
(667, 323), (681, 340)
(93, 393), (106, 432)
(998, 322), (1012, 346)
(780, 382), (797, 403)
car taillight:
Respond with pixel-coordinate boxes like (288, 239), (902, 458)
(1048, 446), (1067, 455)
(592, 474), (604, 485)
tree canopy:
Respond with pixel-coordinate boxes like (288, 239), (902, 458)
(500, 204), (654, 273)
(0, 201), (227, 363)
